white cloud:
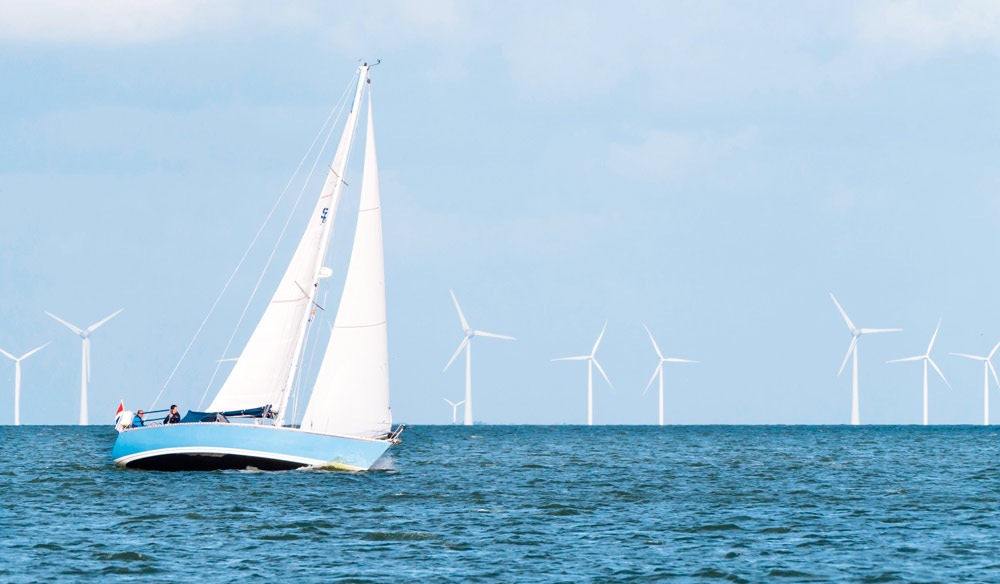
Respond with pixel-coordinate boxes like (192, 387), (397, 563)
(0, 0), (481, 48)
(0, 0), (242, 44)
(856, 0), (1000, 54)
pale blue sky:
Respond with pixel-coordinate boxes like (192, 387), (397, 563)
(3, 1), (1000, 425)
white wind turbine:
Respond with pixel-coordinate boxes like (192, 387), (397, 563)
(553, 322), (614, 425)
(642, 325), (696, 426)
(888, 319), (951, 425)
(949, 341), (1000, 426)
(0, 342), (50, 426)
(442, 398), (465, 424)
(831, 293), (902, 425)
(443, 291), (515, 426)
(46, 309), (123, 425)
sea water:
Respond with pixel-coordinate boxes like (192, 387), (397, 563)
(2, 425), (1000, 583)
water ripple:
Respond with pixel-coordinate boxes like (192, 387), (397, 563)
(3, 425), (1000, 582)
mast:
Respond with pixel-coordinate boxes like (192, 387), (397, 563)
(274, 65), (369, 425)
(208, 65), (369, 416)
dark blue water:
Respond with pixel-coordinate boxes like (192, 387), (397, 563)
(3, 426), (1000, 582)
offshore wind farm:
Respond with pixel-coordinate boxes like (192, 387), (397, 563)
(6, 2), (1000, 583)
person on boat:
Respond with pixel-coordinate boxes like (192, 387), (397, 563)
(132, 410), (145, 427)
(164, 405), (181, 424)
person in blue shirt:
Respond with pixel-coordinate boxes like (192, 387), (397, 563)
(132, 410), (145, 427)
(164, 405), (181, 424)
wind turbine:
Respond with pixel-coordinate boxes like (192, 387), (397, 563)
(642, 325), (696, 426)
(888, 319), (951, 425)
(442, 398), (465, 424)
(0, 342), (50, 425)
(949, 341), (1000, 425)
(443, 291), (515, 425)
(830, 293), (902, 425)
(46, 309), (123, 425)
(553, 322), (614, 425)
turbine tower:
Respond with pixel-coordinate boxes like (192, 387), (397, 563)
(830, 293), (902, 425)
(46, 309), (123, 425)
(442, 398), (465, 424)
(0, 342), (50, 426)
(950, 341), (1000, 425)
(888, 319), (950, 425)
(642, 325), (696, 426)
(553, 322), (613, 425)
(443, 291), (515, 425)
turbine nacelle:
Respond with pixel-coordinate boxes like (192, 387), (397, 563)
(830, 293), (902, 377)
(443, 291), (515, 372)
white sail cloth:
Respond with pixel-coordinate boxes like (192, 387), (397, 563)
(208, 68), (368, 413)
(301, 95), (392, 439)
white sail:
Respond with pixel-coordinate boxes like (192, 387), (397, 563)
(208, 67), (369, 413)
(301, 94), (391, 439)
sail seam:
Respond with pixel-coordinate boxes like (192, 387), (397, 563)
(334, 321), (386, 329)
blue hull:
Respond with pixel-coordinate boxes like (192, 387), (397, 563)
(112, 423), (392, 471)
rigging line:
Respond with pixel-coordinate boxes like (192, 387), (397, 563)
(294, 291), (328, 424)
(152, 76), (357, 409)
(196, 74), (357, 410)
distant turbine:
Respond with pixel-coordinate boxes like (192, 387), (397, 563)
(46, 309), (123, 425)
(888, 319), (951, 425)
(443, 291), (515, 426)
(641, 325), (696, 426)
(949, 341), (1000, 425)
(442, 398), (465, 424)
(0, 342), (50, 426)
(553, 322), (614, 425)
(830, 293), (902, 425)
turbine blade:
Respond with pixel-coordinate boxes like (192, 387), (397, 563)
(642, 364), (661, 395)
(643, 324), (663, 360)
(592, 358), (613, 391)
(990, 341), (1000, 360)
(829, 293), (856, 333)
(928, 358), (951, 389)
(887, 355), (924, 363)
(450, 290), (469, 332)
(87, 308), (123, 333)
(472, 331), (516, 341)
(443, 337), (469, 372)
(663, 358), (697, 363)
(838, 337), (857, 376)
(926, 319), (941, 355)
(45, 311), (84, 335)
(949, 353), (986, 361)
(0, 348), (14, 361)
(443, 398), (456, 406)
(989, 361), (1000, 391)
(456, 400), (465, 406)
(591, 321), (608, 356)
(552, 356), (589, 361)
(21, 342), (50, 360)
(859, 328), (903, 334)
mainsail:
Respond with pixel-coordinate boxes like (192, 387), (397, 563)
(301, 94), (391, 439)
(208, 67), (369, 413)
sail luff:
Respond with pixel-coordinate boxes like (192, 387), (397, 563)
(207, 66), (369, 415)
(300, 91), (391, 439)
(274, 66), (370, 425)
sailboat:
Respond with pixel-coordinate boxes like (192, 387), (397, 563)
(112, 63), (399, 471)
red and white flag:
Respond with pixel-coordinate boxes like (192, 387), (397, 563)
(115, 399), (124, 422)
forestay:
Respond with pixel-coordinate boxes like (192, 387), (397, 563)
(301, 94), (392, 439)
(208, 67), (369, 413)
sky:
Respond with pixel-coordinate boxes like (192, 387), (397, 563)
(3, 0), (1000, 425)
